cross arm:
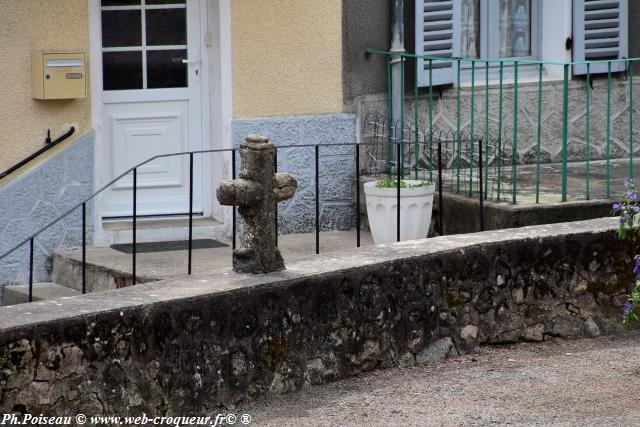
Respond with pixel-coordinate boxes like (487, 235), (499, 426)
(216, 179), (265, 207)
(275, 173), (298, 202)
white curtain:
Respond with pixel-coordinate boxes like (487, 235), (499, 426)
(499, 0), (531, 57)
(461, 0), (480, 58)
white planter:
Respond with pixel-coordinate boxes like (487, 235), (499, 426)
(364, 180), (435, 245)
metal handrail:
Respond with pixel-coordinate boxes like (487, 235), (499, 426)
(0, 127), (75, 181)
(0, 147), (234, 263)
(0, 139), (483, 303)
(365, 49), (640, 66)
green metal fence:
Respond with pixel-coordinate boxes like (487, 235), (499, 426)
(366, 50), (640, 204)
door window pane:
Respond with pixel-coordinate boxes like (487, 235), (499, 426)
(103, 51), (143, 90)
(146, 8), (186, 46)
(101, 2), (189, 90)
(102, 10), (142, 47)
(101, 0), (141, 5)
(147, 50), (187, 88)
(146, 0), (185, 4)
(499, 0), (531, 57)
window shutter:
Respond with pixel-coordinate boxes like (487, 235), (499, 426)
(573, 0), (628, 75)
(416, 0), (460, 86)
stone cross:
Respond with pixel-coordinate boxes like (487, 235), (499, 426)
(216, 134), (298, 274)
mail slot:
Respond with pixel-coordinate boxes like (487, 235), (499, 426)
(32, 52), (87, 100)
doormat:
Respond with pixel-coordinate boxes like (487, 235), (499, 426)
(111, 239), (229, 254)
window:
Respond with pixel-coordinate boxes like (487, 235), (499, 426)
(460, 0), (537, 60)
(415, 0), (628, 86)
(100, 0), (188, 91)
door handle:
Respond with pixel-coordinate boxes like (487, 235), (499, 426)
(182, 59), (200, 64)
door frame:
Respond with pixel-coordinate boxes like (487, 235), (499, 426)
(88, 0), (233, 246)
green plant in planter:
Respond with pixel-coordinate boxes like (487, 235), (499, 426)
(376, 177), (433, 189)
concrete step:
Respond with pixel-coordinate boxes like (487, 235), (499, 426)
(51, 251), (152, 293)
(51, 216), (226, 292)
(2, 283), (80, 306)
(100, 216), (227, 245)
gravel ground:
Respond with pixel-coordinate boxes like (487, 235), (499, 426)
(242, 334), (640, 426)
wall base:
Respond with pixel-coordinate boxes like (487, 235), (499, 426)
(0, 218), (635, 414)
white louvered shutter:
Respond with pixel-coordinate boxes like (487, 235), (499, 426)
(573, 0), (628, 75)
(416, 0), (460, 86)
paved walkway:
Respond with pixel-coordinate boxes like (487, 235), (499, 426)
(242, 334), (640, 426)
(58, 158), (638, 282)
(447, 158), (636, 204)
(60, 231), (375, 281)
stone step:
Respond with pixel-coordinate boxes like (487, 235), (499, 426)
(2, 283), (80, 306)
(51, 251), (144, 293)
(51, 216), (226, 293)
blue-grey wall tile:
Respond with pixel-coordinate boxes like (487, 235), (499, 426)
(231, 114), (357, 234)
(320, 203), (356, 231)
(0, 131), (95, 284)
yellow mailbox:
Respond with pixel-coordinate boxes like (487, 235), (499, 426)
(32, 52), (87, 100)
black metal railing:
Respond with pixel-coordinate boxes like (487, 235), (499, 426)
(0, 127), (75, 181)
(0, 138), (485, 303)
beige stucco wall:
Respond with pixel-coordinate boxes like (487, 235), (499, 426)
(0, 0), (91, 172)
(231, 0), (343, 118)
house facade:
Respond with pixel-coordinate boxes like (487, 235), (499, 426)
(0, 0), (359, 285)
(0, 0), (639, 285)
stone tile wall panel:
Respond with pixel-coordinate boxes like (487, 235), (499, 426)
(232, 114), (357, 233)
(358, 78), (640, 164)
(0, 132), (95, 287)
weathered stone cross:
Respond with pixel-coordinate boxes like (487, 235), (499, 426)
(216, 134), (298, 274)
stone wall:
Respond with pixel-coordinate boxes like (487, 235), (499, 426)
(0, 218), (635, 415)
(232, 114), (357, 233)
(357, 77), (640, 165)
(0, 131), (95, 290)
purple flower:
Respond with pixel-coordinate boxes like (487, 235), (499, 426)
(613, 203), (621, 213)
(625, 177), (633, 188)
(634, 206), (640, 215)
(621, 214), (631, 224)
(624, 300), (634, 315)
(633, 262), (640, 277)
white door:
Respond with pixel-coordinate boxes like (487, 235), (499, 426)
(99, 0), (205, 217)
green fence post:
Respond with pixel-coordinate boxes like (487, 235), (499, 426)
(497, 62), (504, 202)
(470, 60), (475, 197)
(629, 59), (634, 182)
(561, 64), (569, 202)
(606, 61), (612, 198)
(484, 60), (489, 199)
(512, 61), (519, 204)
(456, 59), (461, 193)
(387, 56), (393, 177)
(400, 55), (405, 178)
(429, 60), (434, 183)
(414, 57), (419, 180)
(535, 63), (543, 204)
(586, 63), (591, 200)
